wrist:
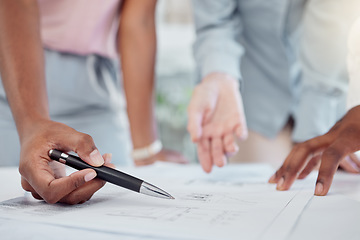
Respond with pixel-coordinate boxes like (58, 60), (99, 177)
(130, 123), (158, 149)
(17, 115), (50, 142)
(203, 72), (239, 86)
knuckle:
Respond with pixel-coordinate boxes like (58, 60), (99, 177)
(295, 141), (312, 152)
(285, 163), (298, 175)
(70, 176), (83, 190)
(323, 147), (343, 161)
(81, 134), (94, 144)
(75, 134), (95, 152)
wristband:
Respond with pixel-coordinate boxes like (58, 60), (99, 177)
(132, 140), (163, 160)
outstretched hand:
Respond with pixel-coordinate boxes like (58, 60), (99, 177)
(269, 106), (360, 196)
(187, 73), (248, 173)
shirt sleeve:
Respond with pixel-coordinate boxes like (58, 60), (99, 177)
(192, 0), (244, 83)
(292, 0), (360, 142)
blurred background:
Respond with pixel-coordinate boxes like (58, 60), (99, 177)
(155, 0), (197, 162)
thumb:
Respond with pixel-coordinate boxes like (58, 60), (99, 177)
(40, 169), (97, 204)
(187, 86), (215, 142)
(187, 110), (205, 142)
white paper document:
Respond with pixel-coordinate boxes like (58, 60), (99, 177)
(0, 163), (359, 240)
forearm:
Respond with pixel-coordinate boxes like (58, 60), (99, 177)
(119, 0), (157, 148)
(0, 0), (49, 141)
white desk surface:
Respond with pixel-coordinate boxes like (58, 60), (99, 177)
(0, 163), (359, 240)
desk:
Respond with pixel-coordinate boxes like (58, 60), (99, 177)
(1, 164), (360, 240)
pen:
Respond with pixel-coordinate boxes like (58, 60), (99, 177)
(49, 149), (174, 199)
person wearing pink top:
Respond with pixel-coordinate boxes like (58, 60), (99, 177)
(0, 0), (186, 204)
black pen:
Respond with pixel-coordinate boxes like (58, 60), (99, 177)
(49, 149), (174, 199)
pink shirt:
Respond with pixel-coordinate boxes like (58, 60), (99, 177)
(37, 0), (121, 59)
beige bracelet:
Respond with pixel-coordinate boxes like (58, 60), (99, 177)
(131, 140), (163, 160)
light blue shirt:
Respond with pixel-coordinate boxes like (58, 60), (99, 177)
(192, 0), (349, 142)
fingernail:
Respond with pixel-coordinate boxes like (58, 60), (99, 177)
(84, 171), (97, 182)
(315, 182), (324, 196)
(90, 149), (104, 166)
(277, 177), (285, 190)
(269, 174), (276, 183)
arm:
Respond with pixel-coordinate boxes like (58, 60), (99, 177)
(119, 0), (187, 166)
(187, 0), (247, 172)
(0, 0), (107, 204)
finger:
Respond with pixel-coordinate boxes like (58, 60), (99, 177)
(223, 133), (238, 154)
(211, 137), (226, 167)
(105, 162), (116, 169)
(268, 145), (308, 185)
(276, 148), (311, 191)
(102, 153), (112, 164)
(338, 156), (360, 173)
(271, 136), (330, 190)
(56, 131), (104, 167)
(187, 88), (210, 142)
(298, 154), (322, 179)
(315, 141), (349, 196)
(197, 139), (213, 173)
(187, 111), (204, 142)
(33, 168), (97, 204)
(60, 178), (106, 205)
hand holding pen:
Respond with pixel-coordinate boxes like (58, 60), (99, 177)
(49, 149), (174, 199)
(19, 120), (113, 205)
(19, 120), (173, 204)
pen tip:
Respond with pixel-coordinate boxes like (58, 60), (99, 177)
(140, 182), (175, 200)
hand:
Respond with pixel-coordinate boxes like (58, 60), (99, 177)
(134, 149), (189, 166)
(269, 106), (360, 196)
(187, 73), (248, 173)
(19, 119), (110, 204)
